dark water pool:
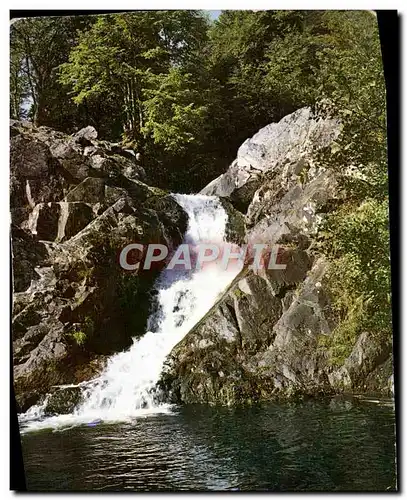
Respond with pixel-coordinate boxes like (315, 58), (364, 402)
(20, 396), (397, 491)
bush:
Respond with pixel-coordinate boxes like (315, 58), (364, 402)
(71, 329), (87, 346)
(321, 198), (392, 364)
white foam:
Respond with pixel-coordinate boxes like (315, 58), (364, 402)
(20, 194), (242, 433)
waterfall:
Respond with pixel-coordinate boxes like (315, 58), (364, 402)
(19, 194), (242, 431)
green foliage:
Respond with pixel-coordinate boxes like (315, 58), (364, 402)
(313, 12), (387, 199)
(77, 265), (95, 283)
(69, 329), (87, 347)
(143, 68), (209, 153)
(68, 317), (94, 347)
(11, 11), (386, 192)
(307, 12), (391, 362)
(10, 16), (94, 129)
(321, 199), (391, 364)
(59, 11), (210, 146)
(233, 288), (244, 299)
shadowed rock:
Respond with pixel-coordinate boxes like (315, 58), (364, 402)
(65, 177), (106, 203)
(10, 121), (188, 411)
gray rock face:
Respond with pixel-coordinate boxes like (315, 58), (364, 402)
(161, 107), (392, 404)
(161, 255), (331, 405)
(10, 135), (66, 210)
(50, 141), (93, 182)
(218, 198), (246, 245)
(73, 126), (98, 146)
(10, 122), (147, 227)
(328, 332), (393, 393)
(201, 107), (341, 212)
(10, 121), (188, 411)
(27, 201), (95, 242)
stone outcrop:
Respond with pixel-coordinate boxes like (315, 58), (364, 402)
(328, 332), (393, 393)
(10, 121), (187, 411)
(201, 107), (341, 212)
(160, 107), (393, 404)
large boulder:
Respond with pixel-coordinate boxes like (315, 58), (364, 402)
(328, 332), (393, 393)
(201, 107), (341, 212)
(73, 125), (98, 146)
(27, 201), (95, 242)
(43, 386), (84, 416)
(65, 177), (106, 203)
(10, 135), (66, 212)
(89, 154), (145, 184)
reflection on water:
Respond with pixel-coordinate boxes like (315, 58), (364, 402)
(21, 396), (397, 491)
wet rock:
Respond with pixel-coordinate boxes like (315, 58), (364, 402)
(364, 357), (394, 396)
(15, 391), (41, 414)
(44, 386), (83, 415)
(219, 198), (246, 245)
(329, 332), (392, 392)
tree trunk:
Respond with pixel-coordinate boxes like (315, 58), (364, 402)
(133, 77), (145, 152)
(34, 91), (47, 126)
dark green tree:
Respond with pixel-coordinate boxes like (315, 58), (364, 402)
(59, 11), (210, 148)
(10, 15), (94, 129)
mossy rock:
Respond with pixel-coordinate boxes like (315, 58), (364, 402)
(44, 386), (83, 415)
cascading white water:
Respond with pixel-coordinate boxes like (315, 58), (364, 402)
(20, 194), (243, 432)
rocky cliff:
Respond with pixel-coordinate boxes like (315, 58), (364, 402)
(11, 121), (187, 411)
(159, 107), (393, 404)
(11, 108), (393, 414)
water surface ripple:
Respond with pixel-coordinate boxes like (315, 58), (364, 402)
(21, 397), (397, 492)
